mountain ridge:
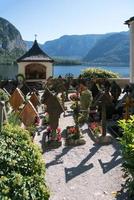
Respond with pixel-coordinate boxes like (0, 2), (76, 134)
(0, 17), (129, 66)
(83, 32), (129, 66)
(25, 32), (129, 66)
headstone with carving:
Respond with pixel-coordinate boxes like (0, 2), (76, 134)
(41, 88), (64, 132)
(9, 88), (25, 111)
(19, 101), (39, 127)
(93, 91), (113, 136)
(29, 92), (40, 110)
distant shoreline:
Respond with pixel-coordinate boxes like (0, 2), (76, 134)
(54, 63), (129, 67)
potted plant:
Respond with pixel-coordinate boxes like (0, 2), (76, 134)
(44, 126), (62, 148)
(65, 125), (85, 146)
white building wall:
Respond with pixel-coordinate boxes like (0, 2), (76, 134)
(45, 62), (53, 79)
(130, 21), (134, 83)
(17, 61), (53, 80)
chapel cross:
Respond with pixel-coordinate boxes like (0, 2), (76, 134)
(35, 34), (37, 40)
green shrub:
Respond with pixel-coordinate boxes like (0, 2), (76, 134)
(0, 89), (9, 102)
(8, 111), (21, 126)
(118, 116), (134, 197)
(0, 124), (50, 200)
(81, 67), (119, 79)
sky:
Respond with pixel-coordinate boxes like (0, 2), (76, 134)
(0, 0), (133, 43)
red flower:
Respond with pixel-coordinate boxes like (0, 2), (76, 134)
(89, 122), (102, 135)
(47, 126), (62, 141)
(68, 126), (77, 134)
(89, 122), (98, 130)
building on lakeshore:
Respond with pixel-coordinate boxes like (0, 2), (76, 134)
(125, 16), (134, 83)
(17, 39), (54, 82)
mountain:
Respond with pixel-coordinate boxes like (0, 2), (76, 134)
(0, 17), (129, 66)
(25, 41), (34, 50)
(0, 17), (26, 64)
(25, 32), (129, 66)
(26, 32), (129, 66)
(42, 35), (104, 60)
(83, 32), (129, 66)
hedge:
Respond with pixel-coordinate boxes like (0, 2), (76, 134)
(81, 67), (119, 79)
(118, 116), (134, 197)
(0, 124), (50, 200)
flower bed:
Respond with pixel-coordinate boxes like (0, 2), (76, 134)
(44, 126), (62, 148)
(89, 122), (102, 137)
(65, 126), (86, 146)
(89, 122), (113, 144)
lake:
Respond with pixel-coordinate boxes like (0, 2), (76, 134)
(0, 64), (129, 79)
(54, 65), (129, 78)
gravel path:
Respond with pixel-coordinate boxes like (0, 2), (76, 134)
(34, 102), (127, 200)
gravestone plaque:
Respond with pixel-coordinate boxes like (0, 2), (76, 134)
(9, 88), (25, 111)
(29, 92), (40, 109)
(19, 101), (39, 126)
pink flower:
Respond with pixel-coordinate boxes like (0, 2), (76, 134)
(89, 122), (98, 130)
(69, 93), (79, 101)
(47, 126), (52, 132)
(89, 122), (102, 135)
(57, 128), (61, 134)
(57, 132), (62, 141)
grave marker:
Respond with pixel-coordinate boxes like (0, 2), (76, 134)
(41, 87), (64, 139)
(29, 92), (40, 110)
(9, 88), (25, 111)
(19, 101), (39, 127)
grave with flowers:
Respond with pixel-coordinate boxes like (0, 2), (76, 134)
(89, 91), (113, 145)
(89, 122), (102, 140)
(41, 112), (62, 148)
(44, 126), (62, 148)
(65, 125), (85, 146)
(65, 91), (86, 146)
(41, 88), (64, 148)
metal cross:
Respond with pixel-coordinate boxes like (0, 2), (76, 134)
(35, 34), (37, 40)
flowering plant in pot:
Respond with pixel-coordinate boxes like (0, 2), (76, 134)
(89, 122), (102, 137)
(66, 126), (79, 140)
(44, 126), (62, 148)
(66, 125), (86, 145)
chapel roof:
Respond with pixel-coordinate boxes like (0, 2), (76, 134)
(17, 40), (54, 63)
